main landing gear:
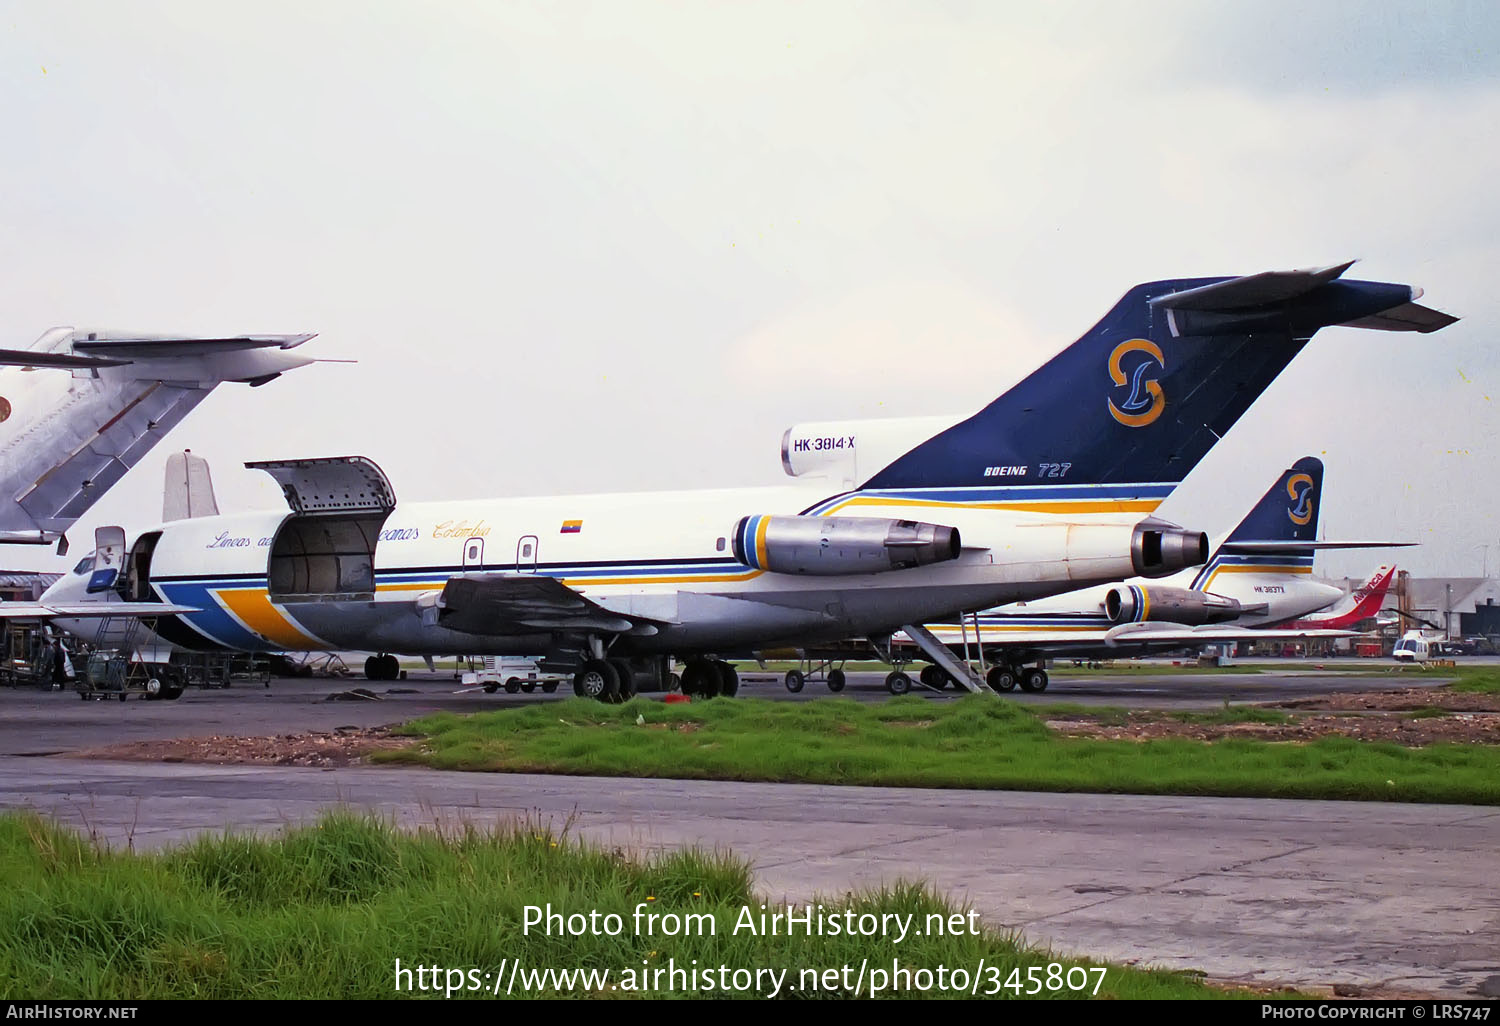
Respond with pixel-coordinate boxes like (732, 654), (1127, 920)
(983, 664), (1048, 692)
(363, 654), (401, 681)
(680, 658), (738, 698)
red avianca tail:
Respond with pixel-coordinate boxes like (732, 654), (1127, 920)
(1288, 565), (1396, 629)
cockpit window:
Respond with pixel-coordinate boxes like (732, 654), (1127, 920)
(72, 555), (96, 575)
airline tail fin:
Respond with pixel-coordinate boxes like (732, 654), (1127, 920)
(0, 328), (318, 542)
(1221, 456), (1325, 550)
(1303, 565), (1397, 628)
(859, 263), (1454, 502)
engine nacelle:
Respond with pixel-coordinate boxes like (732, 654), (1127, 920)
(1105, 585), (1243, 626)
(1129, 518), (1209, 578)
(732, 514), (961, 576)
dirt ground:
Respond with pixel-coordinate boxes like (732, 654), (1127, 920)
(63, 685), (1500, 764)
(70, 726), (416, 767)
(1044, 686), (1500, 746)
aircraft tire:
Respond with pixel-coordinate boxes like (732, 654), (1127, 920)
(381, 655), (400, 680)
(918, 665), (945, 689)
(573, 660), (620, 702)
(1019, 668), (1048, 693)
(682, 659), (718, 698)
(365, 656), (380, 680)
(826, 668), (846, 692)
(986, 666), (1016, 692)
(715, 661), (739, 698)
(610, 658), (636, 700)
(163, 684), (184, 701)
(784, 669), (805, 693)
(885, 671), (912, 695)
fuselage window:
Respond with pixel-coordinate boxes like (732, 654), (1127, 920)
(716, 537), (726, 552)
(73, 555), (96, 575)
(467, 544), (480, 560)
(522, 543), (533, 559)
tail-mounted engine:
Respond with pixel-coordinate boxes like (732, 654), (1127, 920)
(732, 514), (961, 576)
(1130, 518), (1209, 578)
(1106, 584), (1243, 626)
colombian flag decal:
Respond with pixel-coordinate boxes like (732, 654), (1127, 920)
(560, 519), (583, 534)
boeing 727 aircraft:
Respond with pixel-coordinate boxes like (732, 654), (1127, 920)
(0, 327), (321, 549)
(886, 457), (1408, 692)
(36, 262), (1455, 700)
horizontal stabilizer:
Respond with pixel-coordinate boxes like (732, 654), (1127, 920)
(0, 530), (59, 545)
(0, 348), (129, 369)
(1338, 302), (1458, 333)
(1149, 261), (1355, 311)
(72, 334), (316, 359)
(0, 602), (200, 619)
(1218, 540), (1415, 552)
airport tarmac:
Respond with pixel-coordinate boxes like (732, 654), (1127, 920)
(1, 757), (1495, 997)
(0, 667), (1452, 756)
(0, 667), (1492, 997)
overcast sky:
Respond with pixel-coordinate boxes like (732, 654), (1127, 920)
(2, 1), (1497, 578)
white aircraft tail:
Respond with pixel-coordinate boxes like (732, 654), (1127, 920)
(0, 328), (317, 547)
(163, 450), (220, 522)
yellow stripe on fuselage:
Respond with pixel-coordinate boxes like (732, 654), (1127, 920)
(215, 589), (326, 649)
(1199, 564), (1312, 593)
(928, 623), (1103, 635)
(373, 568), (765, 593)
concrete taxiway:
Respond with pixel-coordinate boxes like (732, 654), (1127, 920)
(1, 757), (1494, 997)
(0, 667), (1492, 997)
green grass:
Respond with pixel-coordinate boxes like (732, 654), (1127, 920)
(1164, 706), (1293, 726)
(0, 811), (1250, 1000)
(381, 694), (1500, 805)
(1447, 666), (1500, 694)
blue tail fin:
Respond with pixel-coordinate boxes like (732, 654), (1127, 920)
(1222, 456), (1324, 547)
(860, 263), (1449, 502)
(1187, 456), (1323, 589)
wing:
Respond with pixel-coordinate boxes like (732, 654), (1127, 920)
(418, 573), (669, 636)
(1103, 622), (1357, 646)
(0, 602), (199, 619)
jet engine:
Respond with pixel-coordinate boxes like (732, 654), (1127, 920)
(1105, 584), (1243, 626)
(732, 514), (961, 576)
(1129, 518), (1209, 578)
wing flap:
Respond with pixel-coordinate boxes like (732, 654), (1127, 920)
(424, 573), (657, 636)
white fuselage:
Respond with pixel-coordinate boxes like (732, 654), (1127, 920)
(45, 479), (1172, 658)
(910, 536), (1343, 650)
